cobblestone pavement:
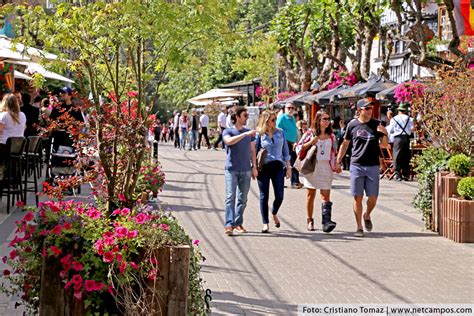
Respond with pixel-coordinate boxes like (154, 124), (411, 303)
(157, 143), (474, 315)
(0, 143), (473, 315)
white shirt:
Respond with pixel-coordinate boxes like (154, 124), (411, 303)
(316, 138), (331, 161)
(226, 115), (234, 129)
(0, 112), (26, 144)
(388, 114), (414, 137)
(173, 114), (180, 128)
(217, 112), (227, 129)
(199, 114), (209, 128)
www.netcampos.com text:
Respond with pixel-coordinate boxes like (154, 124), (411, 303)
(298, 304), (473, 315)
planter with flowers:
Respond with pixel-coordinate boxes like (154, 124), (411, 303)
(2, 201), (206, 315)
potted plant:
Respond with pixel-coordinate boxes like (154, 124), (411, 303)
(444, 176), (474, 243)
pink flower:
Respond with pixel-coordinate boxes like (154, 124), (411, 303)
(193, 239), (200, 246)
(63, 222), (72, 230)
(64, 281), (72, 289)
(50, 246), (62, 257)
(72, 262), (84, 271)
(16, 200), (25, 208)
(120, 208), (130, 216)
(22, 212), (34, 222)
(103, 251), (114, 263)
(119, 260), (127, 274)
(130, 262), (140, 270)
(84, 280), (96, 292)
(71, 274), (83, 285)
(115, 226), (128, 238)
(149, 256), (158, 265)
(159, 223), (169, 231)
(73, 291), (82, 300)
(59, 270), (68, 279)
(134, 213), (150, 224)
(128, 230), (138, 239)
(107, 285), (116, 296)
(115, 253), (123, 263)
(9, 249), (17, 260)
(86, 208), (101, 220)
(51, 225), (63, 235)
(118, 193), (126, 202)
(147, 268), (158, 280)
(94, 282), (105, 291)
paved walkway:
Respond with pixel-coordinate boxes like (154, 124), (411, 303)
(0, 143), (473, 315)
(157, 143), (474, 315)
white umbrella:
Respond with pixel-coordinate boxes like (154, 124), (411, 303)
(0, 46), (31, 60)
(5, 60), (74, 83)
(188, 97), (239, 106)
(187, 88), (242, 103)
(0, 36), (57, 61)
(14, 70), (32, 80)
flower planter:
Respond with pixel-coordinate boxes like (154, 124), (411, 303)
(39, 245), (191, 316)
(432, 172), (461, 233)
(442, 198), (474, 243)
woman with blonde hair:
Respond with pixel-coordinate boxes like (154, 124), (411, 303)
(0, 93), (26, 166)
(296, 109), (341, 232)
(255, 110), (291, 233)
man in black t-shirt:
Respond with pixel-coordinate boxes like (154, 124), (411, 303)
(336, 98), (389, 237)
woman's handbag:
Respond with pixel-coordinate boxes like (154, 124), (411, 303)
(256, 148), (268, 172)
(294, 145), (317, 175)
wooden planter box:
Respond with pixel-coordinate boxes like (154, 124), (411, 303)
(442, 198), (474, 243)
(39, 245), (190, 316)
(432, 172), (461, 233)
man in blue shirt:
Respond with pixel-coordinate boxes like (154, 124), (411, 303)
(223, 106), (257, 236)
(276, 102), (302, 188)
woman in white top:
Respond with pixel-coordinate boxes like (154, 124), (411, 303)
(0, 93), (27, 166)
(296, 110), (341, 232)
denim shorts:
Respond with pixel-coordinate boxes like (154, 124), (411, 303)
(350, 164), (380, 197)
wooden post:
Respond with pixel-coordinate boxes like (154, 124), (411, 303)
(39, 256), (84, 316)
(150, 246), (171, 316)
(167, 245), (190, 316)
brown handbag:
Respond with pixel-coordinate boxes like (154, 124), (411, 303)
(294, 145), (317, 175)
(256, 148), (268, 172)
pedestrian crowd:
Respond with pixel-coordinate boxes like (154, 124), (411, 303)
(218, 98), (415, 238)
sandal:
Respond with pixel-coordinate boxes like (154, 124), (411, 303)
(272, 215), (281, 228)
(307, 218), (315, 231)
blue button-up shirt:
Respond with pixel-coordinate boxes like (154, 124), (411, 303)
(256, 129), (290, 165)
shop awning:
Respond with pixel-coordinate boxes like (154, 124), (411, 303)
(5, 60), (74, 83)
(14, 70), (32, 80)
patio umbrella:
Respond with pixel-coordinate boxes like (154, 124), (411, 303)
(376, 83), (402, 100)
(6, 60), (75, 83)
(302, 85), (350, 105)
(188, 98), (239, 106)
(336, 77), (397, 100)
(187, 88), (243, 103)
(14, 70), (32, 80)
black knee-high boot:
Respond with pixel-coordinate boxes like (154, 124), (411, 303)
(322, 201), (336, 233)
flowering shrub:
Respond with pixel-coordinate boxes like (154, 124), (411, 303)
(394, 80), (425, 103)
(255, 86), (270, 98)
(136, 160), (166, 196)
(411, 68), (473, 156)
(276, 91), (295, 101)
(1, 201), (206, 315)
(327, 67), (358, 90)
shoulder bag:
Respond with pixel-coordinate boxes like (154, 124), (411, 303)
(255, 133), (267, 172)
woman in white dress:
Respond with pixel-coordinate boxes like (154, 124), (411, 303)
(296, 110), (341, 232)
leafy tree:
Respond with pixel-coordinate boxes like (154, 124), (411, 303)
(2, 0), (236, 210)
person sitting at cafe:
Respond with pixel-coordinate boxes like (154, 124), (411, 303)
(387, 103), (414, 181)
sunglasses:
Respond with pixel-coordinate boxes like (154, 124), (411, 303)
(241, 114), (248, 118)
(321, 117), (330, 121)
(286, 107), (295, 110)
(362, 106), (373, 111)
(269, 118), (276, 122)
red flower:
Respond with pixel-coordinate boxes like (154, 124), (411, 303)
(15, 200), (25, 208)
(84, 280), (96, 292)
(52, 225), (63, 235)
(9, 249), (17, 260)
(63, 222), (72, 230)
(115, 226), (128, 238)
(117, 193), (126, 202)
(130, 262), (140, 270)
(71, 274), (83, 285)
(134, 213), (150, 224)
(72, 262), (84, 271)
(22, 212), (34, 222)
(3, 269), (10, 276)
(128, 230), (138, 239)
(85, 208), (101, 220)
(49, 246), (62, 257)
(103, 251), (114, 263)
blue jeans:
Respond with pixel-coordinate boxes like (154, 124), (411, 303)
(188, 130), (199, 149)
(288, 141), (300, 185)
(224, 170), (251, 228)
(257, 161), (285, 224)
(180, 128), (187, 148)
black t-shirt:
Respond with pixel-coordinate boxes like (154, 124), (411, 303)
(50, 102), (84, 123)
(21, 104), (40, 137)
(344, 118), (383, 166)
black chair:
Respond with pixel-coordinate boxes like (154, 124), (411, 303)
(23, 136), (42, 206)
(0, 137), (28, 213)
